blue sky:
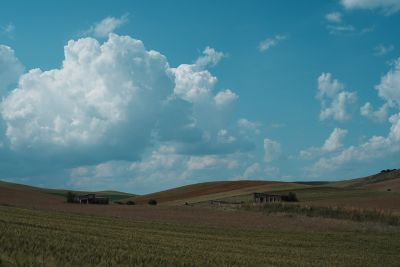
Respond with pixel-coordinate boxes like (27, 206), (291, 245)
(0, 0), (400, 193)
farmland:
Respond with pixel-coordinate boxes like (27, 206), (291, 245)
(1, 205), (400, 267)
(1, 171), (400, 266)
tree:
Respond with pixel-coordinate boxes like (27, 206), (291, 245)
(66, 191), (76, 203)
(148, 199), (157, 205)
(287, 192), (298, 202)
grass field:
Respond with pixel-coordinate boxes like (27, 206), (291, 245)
(1, 205), (400, 267)
(1, 171), (399, 266)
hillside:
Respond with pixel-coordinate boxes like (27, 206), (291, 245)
(1, 169), (399, 212)
(123, 180), (308, 205)
(331, 169), (400, 190)
(0, 180), (135, 204)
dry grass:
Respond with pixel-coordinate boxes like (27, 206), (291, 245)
(1, 205), (399, 267)
(242, 203), (400, 226)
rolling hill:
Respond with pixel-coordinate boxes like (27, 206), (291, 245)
(1, 169), (399, 212)
(122, 180), (308, 205)
(0, 180), (135, 207)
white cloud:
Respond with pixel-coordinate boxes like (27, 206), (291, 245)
(374, 44), (394, 56)
(327, 24), (356, 35)
(324, 11), (357, 35)
(130, 146), (181, 171)
(2, 34), (171, 151)
(300, 128), (348, 159)
(322, 128), (348, 151)
(237, 118), (261, 134)
(258, 34), (287, 53)
(341, 0), (400, 14)
(325, 12), (343, 23)
(171, 62), (216, 102)
(360, 102), (390, 121)
(195, 46), (225, 67)
(187, 155), (238, 170)
(243, 163), (261, 179)
(0, 45), (24, 95)
(171, 47), (227, 103)
(264, 138), (281, 162)
(217, 129), (236, 143)
(310, 57), (400, 176)
(375, 58), (400, 108)
(86, 15), (128, 38)
(1, 23), (15, 35)
(0, 33), (253, 185)
(317, 73), (357, 122)
(214, 89), (238, 107)
(309, 113), (400, 176)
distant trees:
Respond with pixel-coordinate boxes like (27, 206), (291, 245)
(66, 191), (76, 203)
(380, 169), (398, 173)
(287, 192), (298, 202)
(148, 199), (157, 205)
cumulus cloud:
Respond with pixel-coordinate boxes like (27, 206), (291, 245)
(316, 73), (357, 122)
(374, 44), (394, 56)
(0, 34), (251, 182)
(243, 163), (261, 179)
(0, 45), (24, 95)
(2, 34), (172, 158)
(214, 89), (238, 107)
(325, 12), (343, 23)
(258, 34), (287, 53)
(300, 128), (348, 159)
(264, 138), (281, 162)
(341, 0), (400, 14)
(187, 154), (238, 170)
(375, 58), (400, 107)
(360, 102), (390, 121)
(171, 47), (228, 103)
(217, 129), (236, 143)
(322, 128), (348, 151)
(237, 118), (261, 134)
(86, 15), (128, 37)
(1, 23), (15, 36)
(360, 58), (400, 122)
(309, 57), (400, 176)
(195, 46), (225, 67)
(309, 117), (400, 176)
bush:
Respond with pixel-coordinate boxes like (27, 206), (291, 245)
(66, 191), (76, 203)
(126, 201), (136, 205)
(287, 192), (298, 202)
(148, 199), (157, 205)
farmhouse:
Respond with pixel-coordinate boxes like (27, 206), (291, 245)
(74, 194), (109, 204)
(253, 192), (289, 204)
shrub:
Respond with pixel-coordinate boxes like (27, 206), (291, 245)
(287, 192), (298, 202)
(66, 191), (76, 203)
(148, 199), (157, 205)
(126, 201), (136, 205)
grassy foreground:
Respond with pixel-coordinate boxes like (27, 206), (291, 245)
(1, 205), (399, 267)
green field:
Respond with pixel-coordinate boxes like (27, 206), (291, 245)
(1, 205), (399, 267)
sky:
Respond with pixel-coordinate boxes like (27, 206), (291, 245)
(0, 0), (400, 194)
